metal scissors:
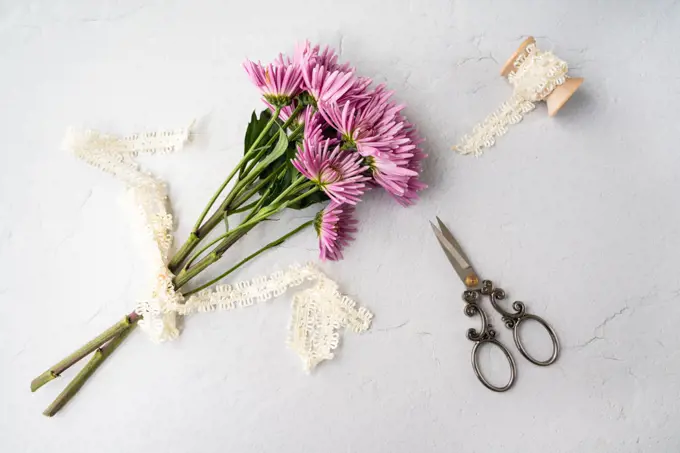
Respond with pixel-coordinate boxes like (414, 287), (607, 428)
(430, 217), (560, 392)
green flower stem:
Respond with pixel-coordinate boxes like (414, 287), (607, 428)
(176, 200), (279, 283)
(200, 106), (302, 235)
(240, 103), (304, 178)
(230, 164), (287, 211)
(259, 176), (309, 212)
(228, 200), (259, 215)
(181, 184), (319, 296)
(173, 226), (252, 290)
(190, 106), (282, 234)
(218, 148), (285, 214)
(169, 233), (200, 272)
(239, 181), (279, 228)
(241, 122), (303, 178)
(42, 322), (137, 417)
(183, 220), (314, 297)
(167, 108), (283, 273)
(288, 123), (304, 142)
(286, 185), (319, 207)
(174, 179), (313, 291)
(174, 128), (297, 273)
(182, 232), (232, 272)
(30, 312), (139, 393)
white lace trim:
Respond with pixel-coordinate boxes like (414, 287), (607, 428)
(63, 126), (190, 341)
(176, 263), (373, 371)
(63, 125), (372, 371)
(454, 43), (569, 156)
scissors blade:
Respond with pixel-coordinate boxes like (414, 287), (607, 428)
(431, 217), (480, 288)
(436, 217), (474, 267)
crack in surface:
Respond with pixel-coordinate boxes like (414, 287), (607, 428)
(574, 305), (632, 350)
(602, 355), (623, 361)
(375, 321), (409, 332)
(78, 188), (93, 210)
(467, 83), (488, 94)
(85, 305), (105, 324)
(574, 335), (603, 350)
(594, 305), (631, 332)
(456, 53), (497, 68)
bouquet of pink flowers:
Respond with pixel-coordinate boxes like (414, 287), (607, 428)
(31, 41), (426, 416)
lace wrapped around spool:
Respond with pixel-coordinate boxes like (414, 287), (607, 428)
(63, 125), (373, 372)
(454, 42), (572, 156)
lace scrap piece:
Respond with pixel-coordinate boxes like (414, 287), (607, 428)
(174, 263), (373, 371)
(288, 273), (372, 370)
(63, 125), (373, 371)
(454, 43), (569, 156)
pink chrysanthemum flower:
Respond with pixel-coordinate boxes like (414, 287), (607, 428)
(393, 175), (428, 206)
(320, 88), (407, 156)
(294, 40), (351, 73)
(314, 202), (358, 261)
(367, 122), (426, 202)
(292, 138), (369, 205)
(320, 83), (427, 203)
(243, 58), (303, 107)
(301, 62), (365, 106)
(295, 41), (371, 102)
(303, 106), (326, 147)
(365, 152), (418, 196)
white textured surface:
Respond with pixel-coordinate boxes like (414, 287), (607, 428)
(1, 0), (679, 451)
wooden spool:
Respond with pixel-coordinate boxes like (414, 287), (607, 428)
(500, 36), (583, 117)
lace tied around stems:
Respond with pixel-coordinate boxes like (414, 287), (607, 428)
(454, 43), (569, 156)
(63, 126), (190, 341)
(62, 125), (373, 371)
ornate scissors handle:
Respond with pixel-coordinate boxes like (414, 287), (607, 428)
(462, 289), (516, 392)
(480, 280), (560, 366)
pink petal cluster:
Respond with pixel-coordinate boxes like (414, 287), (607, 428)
(315, 202), (358, 261)
(243, 57), (303, 107)
(292, 138), (369, 205)
(244, 40), (427, 260)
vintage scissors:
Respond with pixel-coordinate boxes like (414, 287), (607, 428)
(430, 217), (560, 392)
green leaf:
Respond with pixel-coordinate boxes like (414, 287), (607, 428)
(261, 171), (290, 205)
(241, 129), (287, 194)
(244, 109), (273, 153)
(241, 110), (275, 178)
(241, 111), (329, 211)
(260, 129), (288, 168)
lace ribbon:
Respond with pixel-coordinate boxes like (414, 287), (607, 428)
(62, 125), (373, 371)
(176, 263), (372, 371)
(454, 43), (569, 156)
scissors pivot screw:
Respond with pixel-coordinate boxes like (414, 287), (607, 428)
(465, 275), (479, 287)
